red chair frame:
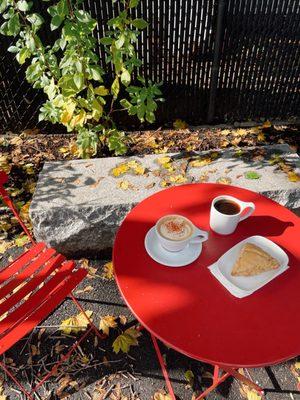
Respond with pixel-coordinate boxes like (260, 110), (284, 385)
(0, 171), (104, 399)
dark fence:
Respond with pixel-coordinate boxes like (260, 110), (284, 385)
(0, 0), (299, 134)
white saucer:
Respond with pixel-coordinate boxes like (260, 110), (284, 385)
(144, 226), (202, 267)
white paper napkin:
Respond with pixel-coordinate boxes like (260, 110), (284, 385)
(208, 261), (289, 298)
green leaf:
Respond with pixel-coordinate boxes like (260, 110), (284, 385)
(129, 0), (139, 8)
(107, 130), (127, 156)
(132, 18), (148, 29)
(51, 14), (63, 31)
(8, 13), (20, 36)
(115, 33), (125, 49)
(111, 76), (120, 99)
(121, 68), (131, 86)
(27, 13), (44, 31)
(73, 73), (84, 90)
(244, 171), (261, 180)
(89, 65), (103, 81)
(7, 45), (19, 53)
(120, 98), (131, 109)
(74, 9), (92, 23)
(16, 47), (31, 65)
(0, 0), (8, 13)
(57, 0), (68, 16)
(16, 0), (31, 11)
(100, 36), (113, 45)
(26, 62), (42, 82)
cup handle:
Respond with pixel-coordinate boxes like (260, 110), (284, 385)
(239, 202), (255, 221)
(190, 228), (209, 244)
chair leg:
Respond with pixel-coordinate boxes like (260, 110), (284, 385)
(0, 293), (105, 399)
(0, 361), (34, 400)
(69, 292), (106, 341)
(150, 334), (177, 400)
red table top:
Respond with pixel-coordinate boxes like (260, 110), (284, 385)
(113, 183), (300, 368)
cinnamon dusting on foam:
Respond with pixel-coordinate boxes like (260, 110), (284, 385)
(158, 216), (193, 241)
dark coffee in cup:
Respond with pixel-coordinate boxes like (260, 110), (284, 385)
(214, 199), (240, 215)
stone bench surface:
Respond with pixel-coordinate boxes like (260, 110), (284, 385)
(30, 144), (300, 257)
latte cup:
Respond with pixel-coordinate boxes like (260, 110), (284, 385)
(155, 214), (209, 252)
(210, 195), (255, 235)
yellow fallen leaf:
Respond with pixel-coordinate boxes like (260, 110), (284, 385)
(234, 128), (247, 137)
(295, 361), (300, 369)
(262, 120), (272, 129)
(102, 261), (114, 280)
(216, 177), (232, 185)
(257, 132), (266, 142)
(111, 163), (129, 177)
(220, 129), (231, 136)
(156, 157), (171, 165)
(169, 174), (188, 184)
(112, 327), (141, 354)
(153, 392), (172, 400)
(15, 234), (30, 247)
(20, 201), (31, 222)
(246, 391), (262, 400)
(10, 136), (23, 146)
(59, 310), (93, 335)
(119, 315), (127, 325)
(288, 171), (300, 182)
(190, 157), (211, 167)
(99, 315), (117, 335)
(220, 139), (229, 148)
(117, 180), (132, 190)
(0, 241), (13, 254)
(173, 119), (188, 129)
(0, 155), (11, 174)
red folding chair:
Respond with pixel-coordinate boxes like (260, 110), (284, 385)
(0, 170), (103, 399)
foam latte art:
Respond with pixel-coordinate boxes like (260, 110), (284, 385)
(158, 216), (193, 241)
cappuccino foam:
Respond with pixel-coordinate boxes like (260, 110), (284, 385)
(158, 216), (193, 241)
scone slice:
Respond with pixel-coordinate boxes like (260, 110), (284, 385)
(231, 243), (279, 277)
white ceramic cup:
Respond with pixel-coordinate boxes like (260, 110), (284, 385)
(210, 195), (255, 235)
(155, 214), (209, 252)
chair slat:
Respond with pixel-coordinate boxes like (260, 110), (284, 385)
(0, 261), (77, 337)
(0, 268), (87, 355)
(0, 248), (57, 301)
(0, 243), (46, 285)
(0, 253), (66, 318)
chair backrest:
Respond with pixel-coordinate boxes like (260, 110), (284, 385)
(0, 170), (35, 244)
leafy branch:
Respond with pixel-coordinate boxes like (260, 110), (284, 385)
(0, 0), (163, 158)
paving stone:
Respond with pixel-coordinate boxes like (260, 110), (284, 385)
(30, 144), (300, 257)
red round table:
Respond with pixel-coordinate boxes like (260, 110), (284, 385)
(113, 183), (300, 399)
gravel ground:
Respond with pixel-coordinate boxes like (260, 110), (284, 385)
(0, 235), (300, 400)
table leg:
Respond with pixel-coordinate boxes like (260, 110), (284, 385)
(221, 366), (264, 394)
(148, 330), (264, 399)
(150, 334), (176, 400)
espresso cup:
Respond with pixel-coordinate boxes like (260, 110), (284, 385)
(210, 195), (255, 235)
(155, 214), (209, 252)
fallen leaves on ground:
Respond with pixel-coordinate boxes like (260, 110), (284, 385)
(99, 315), (118, 335)
(153, 390), (172, 400)
(75, 285), (94, 295)
(59, 310), (93, 335)
(184, 369), (195, 388)
(216, 177), (232, 185)
(244, 171), (261, 180)
(102, 261), (114, 280)
(112, 327), (141, 354)
(111, 160), (145, 178)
